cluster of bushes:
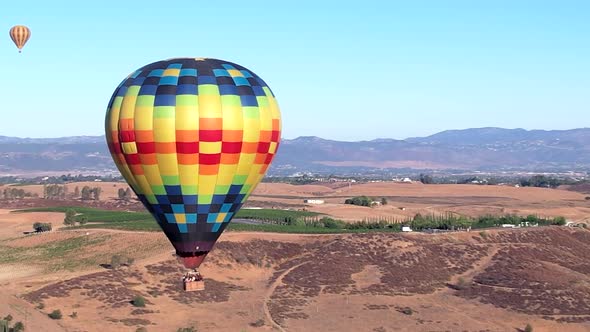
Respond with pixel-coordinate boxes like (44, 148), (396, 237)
(80, 186), (101, 200)
(110, 254), (135, 269)
(63, 209), (88, 226)
(472, 214), (566, 228)
(344, 196), (387, 207)
(117, 188), (134, 201)
(1, 188), (34, 199)
(0, 314), (24, 332)
(33, 222), (53, 232)
(410, 213), (472, 231)
(519, 175), (561, 188)
(43, 184), (68, 200)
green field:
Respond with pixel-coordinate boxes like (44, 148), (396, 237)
(14, 207), (400, 234)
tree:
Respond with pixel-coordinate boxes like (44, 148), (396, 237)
(91, 187), (102, 200)
(78, 215), (88, 225)
(380, 197), (388, 205)
(33, 222), (52, 232)
(48, 310), (62, 320)
(132, 296), (146, 307)
(12, 321), (25, 332)
(81, 186), (92, 200)
(64, 209), (77, 226)
(419, 173), (434, 184)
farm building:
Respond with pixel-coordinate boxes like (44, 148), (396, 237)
(304, 199), (325, 204)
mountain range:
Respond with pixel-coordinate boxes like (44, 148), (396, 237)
(1, 127), (589, 176)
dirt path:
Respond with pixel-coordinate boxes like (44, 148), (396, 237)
(449, 244), (501, 285)
(263, 262), (310, 332)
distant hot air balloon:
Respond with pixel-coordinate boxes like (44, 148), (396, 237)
(105, 58), (281, 276)
(9, 25), (30, 53)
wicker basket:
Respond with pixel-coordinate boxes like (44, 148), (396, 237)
(183, 279), (205, 292)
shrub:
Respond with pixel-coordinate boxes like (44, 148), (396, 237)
(33, 222), (52, 232)
(552, 216), (566, 226)
(36, 302), (45, 309)
(479, 231), (488, 239)
(2, 315), (12, 322)
(524, 323), (533, 332)
(70, 311), (78, 318)
(136, 328), (148, 332)
(177, 328), (197, 332)
(48, 309), (62, 320)
(110, 255), (122, 269)
(12, 321), (25, 332)
(585, 196), (590, 200)
(132, 296), (146, 307)
(400, 307), (413, 315)
(456, 277), (469, 290)
(250, 319), (265, 327)
(63, 209), (77, 226)
(78, 216), (88, 225)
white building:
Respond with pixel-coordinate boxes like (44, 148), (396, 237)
(402, 226), (412, 232)
(304, 199), (325, 204)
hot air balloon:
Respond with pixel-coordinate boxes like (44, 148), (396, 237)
(105, 58), (281, 286)
(9, 25), (30, 53)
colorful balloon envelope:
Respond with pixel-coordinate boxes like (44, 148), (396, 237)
(105, 58), (281, 269)
(9, 25), (30, 53)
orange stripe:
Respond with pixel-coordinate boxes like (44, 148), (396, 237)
(135, 130), (154, 142)
(139, 154), (158, 165)
(221, 153), (240, 164)
(222, 130), (243, 142)
(258, 130), (272, 141)
(120, 118), (134, 130)
(199, 117), (222, 129)
(255, 153), (267, 164)
(155, 142), (176, 153)
(176, 130), (199, 142)
(178, 154), (199, 165)
(129, 164), (144, 175)
(242, 142), (258, 153)
(199, 164), (219, 175)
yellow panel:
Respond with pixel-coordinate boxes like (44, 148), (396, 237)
(122, 142), (137, 154)
(228, 69), (243, 77)
(175, 214), (186, 223)
(120, 95), (137, 119)
(236, 154), (255, 174)
(242, 120), (261, 142)
(269, 97), (281, 120)
(216, 213), (227, 223)
(198, 175), (217, 194)
(179, 165), (199, 184)
(157, 154), (179, 175)
(221, 107), (243, 130)
(244, 164), (263, 185)
(199, 141), (222, 154)
(134, 107), (154, 130)
(198, 95), (222, 118)
(216, 165), (237, 185)
(163, 68), (180, 76)
(258, 104), (273, 131)
(144, 165), (163, 185)
(136, 175), (154, 196)
(154, 119), (176, 142)
(176, 106), (199, 130)
(269, 142), (278, 154)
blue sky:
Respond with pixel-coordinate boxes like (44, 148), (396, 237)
(0, 0), (588, 141)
